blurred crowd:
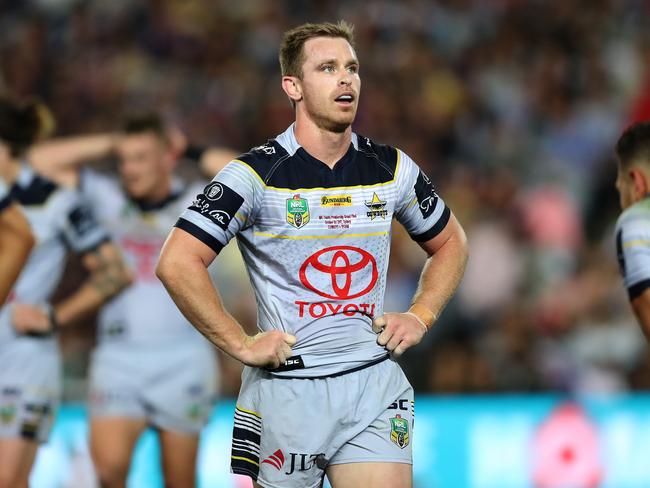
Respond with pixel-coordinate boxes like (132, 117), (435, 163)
(2, 0), (650, 399)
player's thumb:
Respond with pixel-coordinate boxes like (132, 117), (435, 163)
(283, 333), (297, 346)
(372, 315), (387, 334)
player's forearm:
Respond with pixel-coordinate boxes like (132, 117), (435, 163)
(411, 230), (468, 327)
(55, 247), (131, 327)
(28, 133), (116, 176)
(156, 255), (249, 359)
(53, 284), (109, 327)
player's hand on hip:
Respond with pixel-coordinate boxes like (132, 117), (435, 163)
(241, 331), (297, 369)
(11, 304), (53, 335)
(372, 313), (427, 358)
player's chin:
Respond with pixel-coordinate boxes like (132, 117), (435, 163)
(326, 113), (356, 133)
(124, 182), (148, 199)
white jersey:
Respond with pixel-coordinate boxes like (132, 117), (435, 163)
(80, 170), (208, 346)
(0, 165), (109, 347)
(616, 197), (650, 300)
(176, 124), (450, 377)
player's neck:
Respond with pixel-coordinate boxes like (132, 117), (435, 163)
(133, 177), (173, 206)
(293, 116), (352, 169)
(0, 159), (21, 186)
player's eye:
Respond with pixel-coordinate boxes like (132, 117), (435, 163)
(321, 65), (335, 73)
(347, 65), (359, 74)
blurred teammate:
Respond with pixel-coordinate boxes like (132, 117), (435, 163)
(31, 114), (234, 488)
(0, 96), (130, 488)
(615, 121), (650, 340)
(0, 180), (34, 305)
(158, 21), (468, 488)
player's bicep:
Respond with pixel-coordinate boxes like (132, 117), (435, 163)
(417, 212), (466, 256)
(161, 227), (218, 269)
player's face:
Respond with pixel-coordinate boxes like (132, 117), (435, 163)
(116, 132), (174, 201)
(616, 164), (635, 210)
(298, 36), (360, 132)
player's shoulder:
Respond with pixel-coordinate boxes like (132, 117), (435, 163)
(234, 139), (289, 183)
(617, 198), (650, 239)
(13, 166), (65, 207)
(618, 199), (650, 226)
(354, 133), (399, 173)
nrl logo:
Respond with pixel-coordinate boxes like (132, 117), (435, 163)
(287, 194), (310, 228)
(364, 192), (388, 220)
(389, 414), (410, 449)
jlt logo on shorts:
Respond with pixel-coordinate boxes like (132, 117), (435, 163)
(262, 449), (327, 475)
(296, 246), (377, 318)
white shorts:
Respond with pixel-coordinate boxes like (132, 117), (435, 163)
(0, 338), (60, 443)
(231, 356), (414, 488)
(88, 342), (218, 434)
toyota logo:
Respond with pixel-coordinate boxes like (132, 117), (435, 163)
(299, 246), (378, 300)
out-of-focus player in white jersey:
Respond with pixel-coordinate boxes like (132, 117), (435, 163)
(0, 96), (130, 488)
(30, 114), (237, 488)
(614, 121), (650, 340)
(0, 180), (34, 305)
(158, 21), (469, 488)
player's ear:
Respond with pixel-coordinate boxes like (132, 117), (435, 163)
(162, 146), (177, 172)
(630, 167), (649, 201)
(282, 76), (303, 103)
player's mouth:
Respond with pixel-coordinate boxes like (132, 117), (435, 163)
(334, 93), (355, 106)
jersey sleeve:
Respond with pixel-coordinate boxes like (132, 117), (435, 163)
(616, 214), (650, 300)
(175, 160), (261, 253)
(393, 149), (451, 242)
(61, 191), (110, 254)
(0, 179), (11, 212)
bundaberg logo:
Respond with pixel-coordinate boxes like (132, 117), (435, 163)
(287, 194), (310, 228)
(321, 195), (352, 207)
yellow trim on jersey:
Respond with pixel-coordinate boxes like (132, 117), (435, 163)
(231, 149), (402, 193)
(231, 456), (260, 467)
(253, 231), (388, 240)
(235, 405), (262, 419)
(624, 239), (650, 248)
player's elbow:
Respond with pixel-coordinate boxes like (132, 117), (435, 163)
(155, 252), (174, 286)
(458, 225), (469, 267)
(155, 250), (185, 288)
